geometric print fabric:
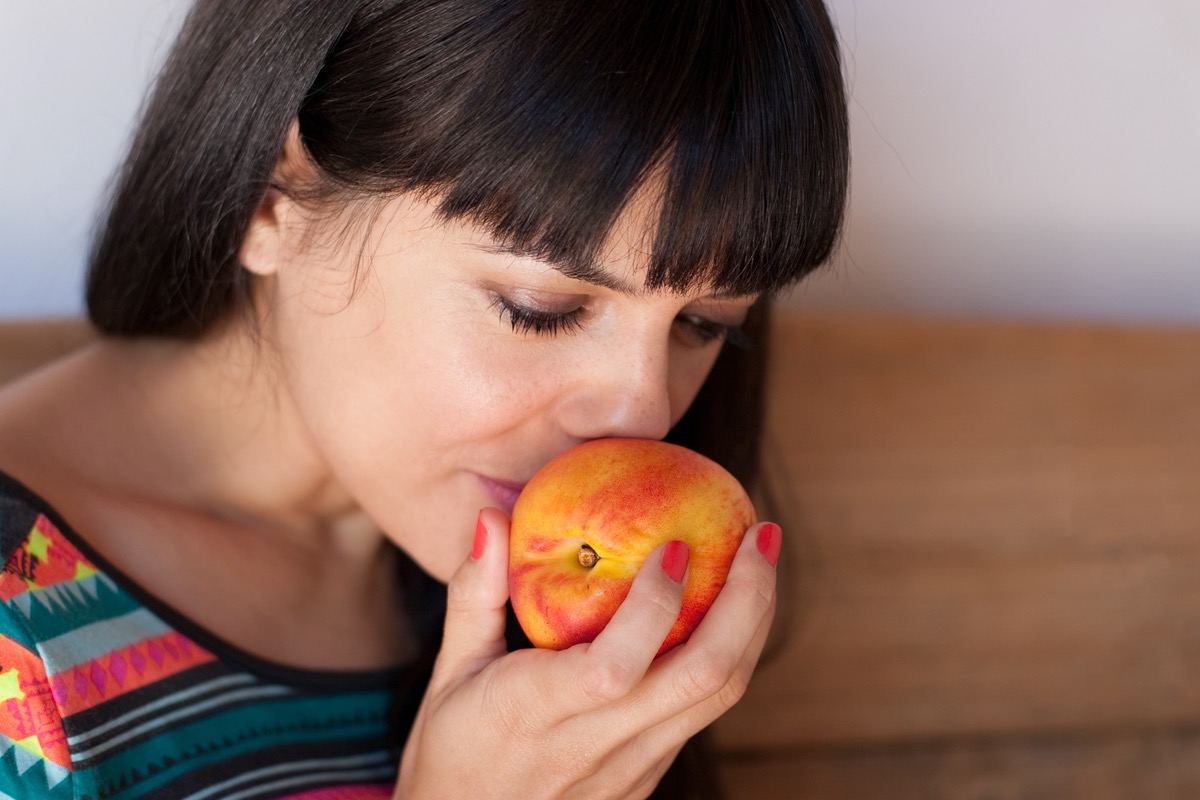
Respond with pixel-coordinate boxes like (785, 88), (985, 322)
(0, 473), (404, 799)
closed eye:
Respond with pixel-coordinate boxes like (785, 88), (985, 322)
(674, 314), (752, 350)
(490, 295), (585, 337)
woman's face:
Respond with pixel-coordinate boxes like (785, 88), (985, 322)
(257, 190), (756, 582)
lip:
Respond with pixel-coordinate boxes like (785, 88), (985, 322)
(475, 474), (527, 515)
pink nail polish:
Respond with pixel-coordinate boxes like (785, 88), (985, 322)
(756, 523), (781, 568)
(660, 540), (689, 583)
(471, 513), (489, 560)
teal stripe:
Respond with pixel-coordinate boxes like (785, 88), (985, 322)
(10, 573), (143, 640)
(92, 691), (393, 799)
(0, 744), (74, 800)
(0, 609), (38, 652)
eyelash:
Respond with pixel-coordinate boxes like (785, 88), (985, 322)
(491, 296), (751, 350)
(492, 296), (585, 337)
(677, 314), (753, 350)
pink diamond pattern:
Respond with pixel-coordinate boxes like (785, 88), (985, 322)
(90, 661), (108, 697)
(49, 632), (216, 716)
(131, 645), (147, 675)
(109, 652), (128, 688)
(51, 675), (68, 706)
(149, 641), (165, 667)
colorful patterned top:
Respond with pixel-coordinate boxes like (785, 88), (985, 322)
(0, 471), (411, 800)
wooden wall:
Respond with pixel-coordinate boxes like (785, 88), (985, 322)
(713, 313), (1200, 799)
(0, 318), (93, 384)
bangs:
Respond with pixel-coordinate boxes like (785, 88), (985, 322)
(301, 0), (848, 296)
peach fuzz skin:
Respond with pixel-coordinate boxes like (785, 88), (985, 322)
(508, 438), (756, 655)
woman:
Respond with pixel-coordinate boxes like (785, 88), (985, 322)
(0, 0), (848, 797)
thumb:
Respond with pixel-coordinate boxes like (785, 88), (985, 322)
(428, 507), (512, 692)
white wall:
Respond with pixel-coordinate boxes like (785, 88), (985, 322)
(2, 1), (1198, 323)
(0, 1), (186, 317)
(797, 0), (1200, 323)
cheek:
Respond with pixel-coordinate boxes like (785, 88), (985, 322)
(668, 346), (724, 424)
(408, 315), (568, 437)
(262, 263), (434, 467)
(269, 287), (561, 490)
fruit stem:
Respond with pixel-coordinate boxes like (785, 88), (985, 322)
(578, 544), (599, 569)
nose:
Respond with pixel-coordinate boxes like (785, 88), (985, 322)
(556, 337), (674, 442)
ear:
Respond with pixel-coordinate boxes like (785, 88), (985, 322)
(239, 119), (312, 277)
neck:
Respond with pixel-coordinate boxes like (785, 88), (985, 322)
(74, 320), (380, 557)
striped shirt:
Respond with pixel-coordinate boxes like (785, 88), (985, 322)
(0, 472), (409, 800)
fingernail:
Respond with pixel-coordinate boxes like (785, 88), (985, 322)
(756, 523), (782, 568)
(471, 513), (489, 560)
(660, 540), (689, 583)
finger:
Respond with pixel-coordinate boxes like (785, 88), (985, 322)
(641, 582), (777, 748)
(605, 522), (780, 727)
(560, 540), (689, 713)
(686, 521), (780, 662)
(427, 507), (512, 692)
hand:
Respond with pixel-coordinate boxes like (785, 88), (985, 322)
(394, 507), (780, 799)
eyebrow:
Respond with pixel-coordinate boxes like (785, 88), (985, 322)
(472, 241), (642, 295)
(470, 241), (759, 303)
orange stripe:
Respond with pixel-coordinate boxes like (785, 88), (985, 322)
(52, 632), (217, 716)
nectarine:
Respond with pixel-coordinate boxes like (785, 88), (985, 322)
(508, 438), (755, 654)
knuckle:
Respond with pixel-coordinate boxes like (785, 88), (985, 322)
(674, 652), (729, 703)
(727, 566), (776, 614)
(580, 656), (639, 703)
(639, 581), (684, 624)
(444, 573), (475, 613)
(675, 652), (753, 710)
(714, 665), (753, 710)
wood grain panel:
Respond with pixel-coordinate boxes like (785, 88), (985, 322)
(720, 727), (1200, 800)
(714, 314), (1200, 753)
